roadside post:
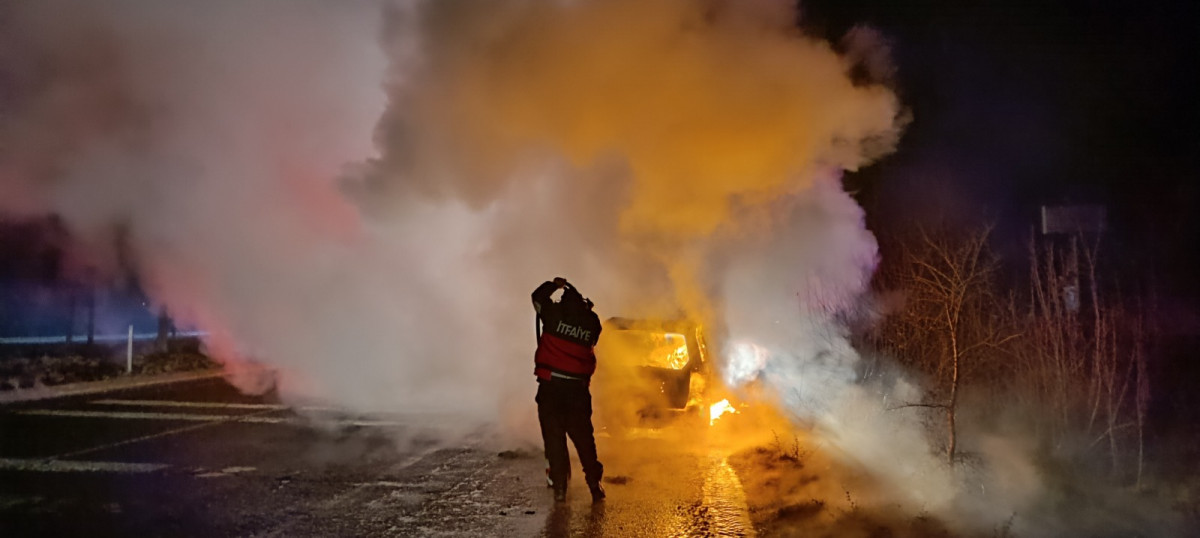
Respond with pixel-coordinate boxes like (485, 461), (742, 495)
(127, 325), (133, 374)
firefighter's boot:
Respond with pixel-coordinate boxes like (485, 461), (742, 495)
(588, 481), (605, 503)
(553, 485), (567, 503)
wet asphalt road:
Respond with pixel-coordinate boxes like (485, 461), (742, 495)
(0, 377), (755, 537)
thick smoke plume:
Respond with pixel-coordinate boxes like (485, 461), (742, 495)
(355, 0), (901, 317)
(0, 0), (1050, 532)
(2, 0), (898, 420)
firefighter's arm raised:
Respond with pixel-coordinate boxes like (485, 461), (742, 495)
(531, 278), (567, 315)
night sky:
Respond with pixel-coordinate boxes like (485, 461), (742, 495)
(810, 0), (1199, 298)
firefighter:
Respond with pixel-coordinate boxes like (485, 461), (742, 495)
(532, 277), (605, 503)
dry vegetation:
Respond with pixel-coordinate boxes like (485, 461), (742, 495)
(728, 440), (959, 538)
(865, 221), (1191, 522)
(725, 219), (1194, 535)
(0, 338), (216, 390)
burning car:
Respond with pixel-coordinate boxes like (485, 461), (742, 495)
(593, 317), (712, 424)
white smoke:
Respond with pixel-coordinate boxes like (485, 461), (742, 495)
(715, 176), (1040, 532)
(0, 1), (1034, 522)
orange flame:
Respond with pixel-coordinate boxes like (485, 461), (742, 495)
(709, 398), (737, 426)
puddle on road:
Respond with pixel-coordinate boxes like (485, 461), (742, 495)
(666, 453), (755, 537)
(544, 444), (756, 537)
(694, 454), (755, 537)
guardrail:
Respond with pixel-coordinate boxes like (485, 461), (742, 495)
(0, 330), (207, 345)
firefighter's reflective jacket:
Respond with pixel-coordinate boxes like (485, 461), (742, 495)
(532, 281), (602, 382)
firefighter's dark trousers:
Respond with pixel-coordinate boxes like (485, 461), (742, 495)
(536, 378), (603, 490)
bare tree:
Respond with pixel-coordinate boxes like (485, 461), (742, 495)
(878, 224), (1017, 463)
(1023, 232), (1153, 481)
(874, 220), (1156, 481)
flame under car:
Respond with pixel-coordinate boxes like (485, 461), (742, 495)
(594, 317), (710, 424)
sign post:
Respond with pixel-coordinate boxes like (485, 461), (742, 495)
(127, 325), (134, 374)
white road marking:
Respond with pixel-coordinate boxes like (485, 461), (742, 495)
(91, 399), (292, 410)
(0, 458), (169, 473)
(18, 409), (263, 422)
(56, 419), (230, 460)
(333, 419), (407, 428)
(51, 408), (284, 461)
(220, 466), (256, 473)
(0, 370), (223, 404)
(352, 481), (409, 488)
(195, 466), (257, 478)
(17, 408), (405, 428)
(91, 399), (378, 416)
